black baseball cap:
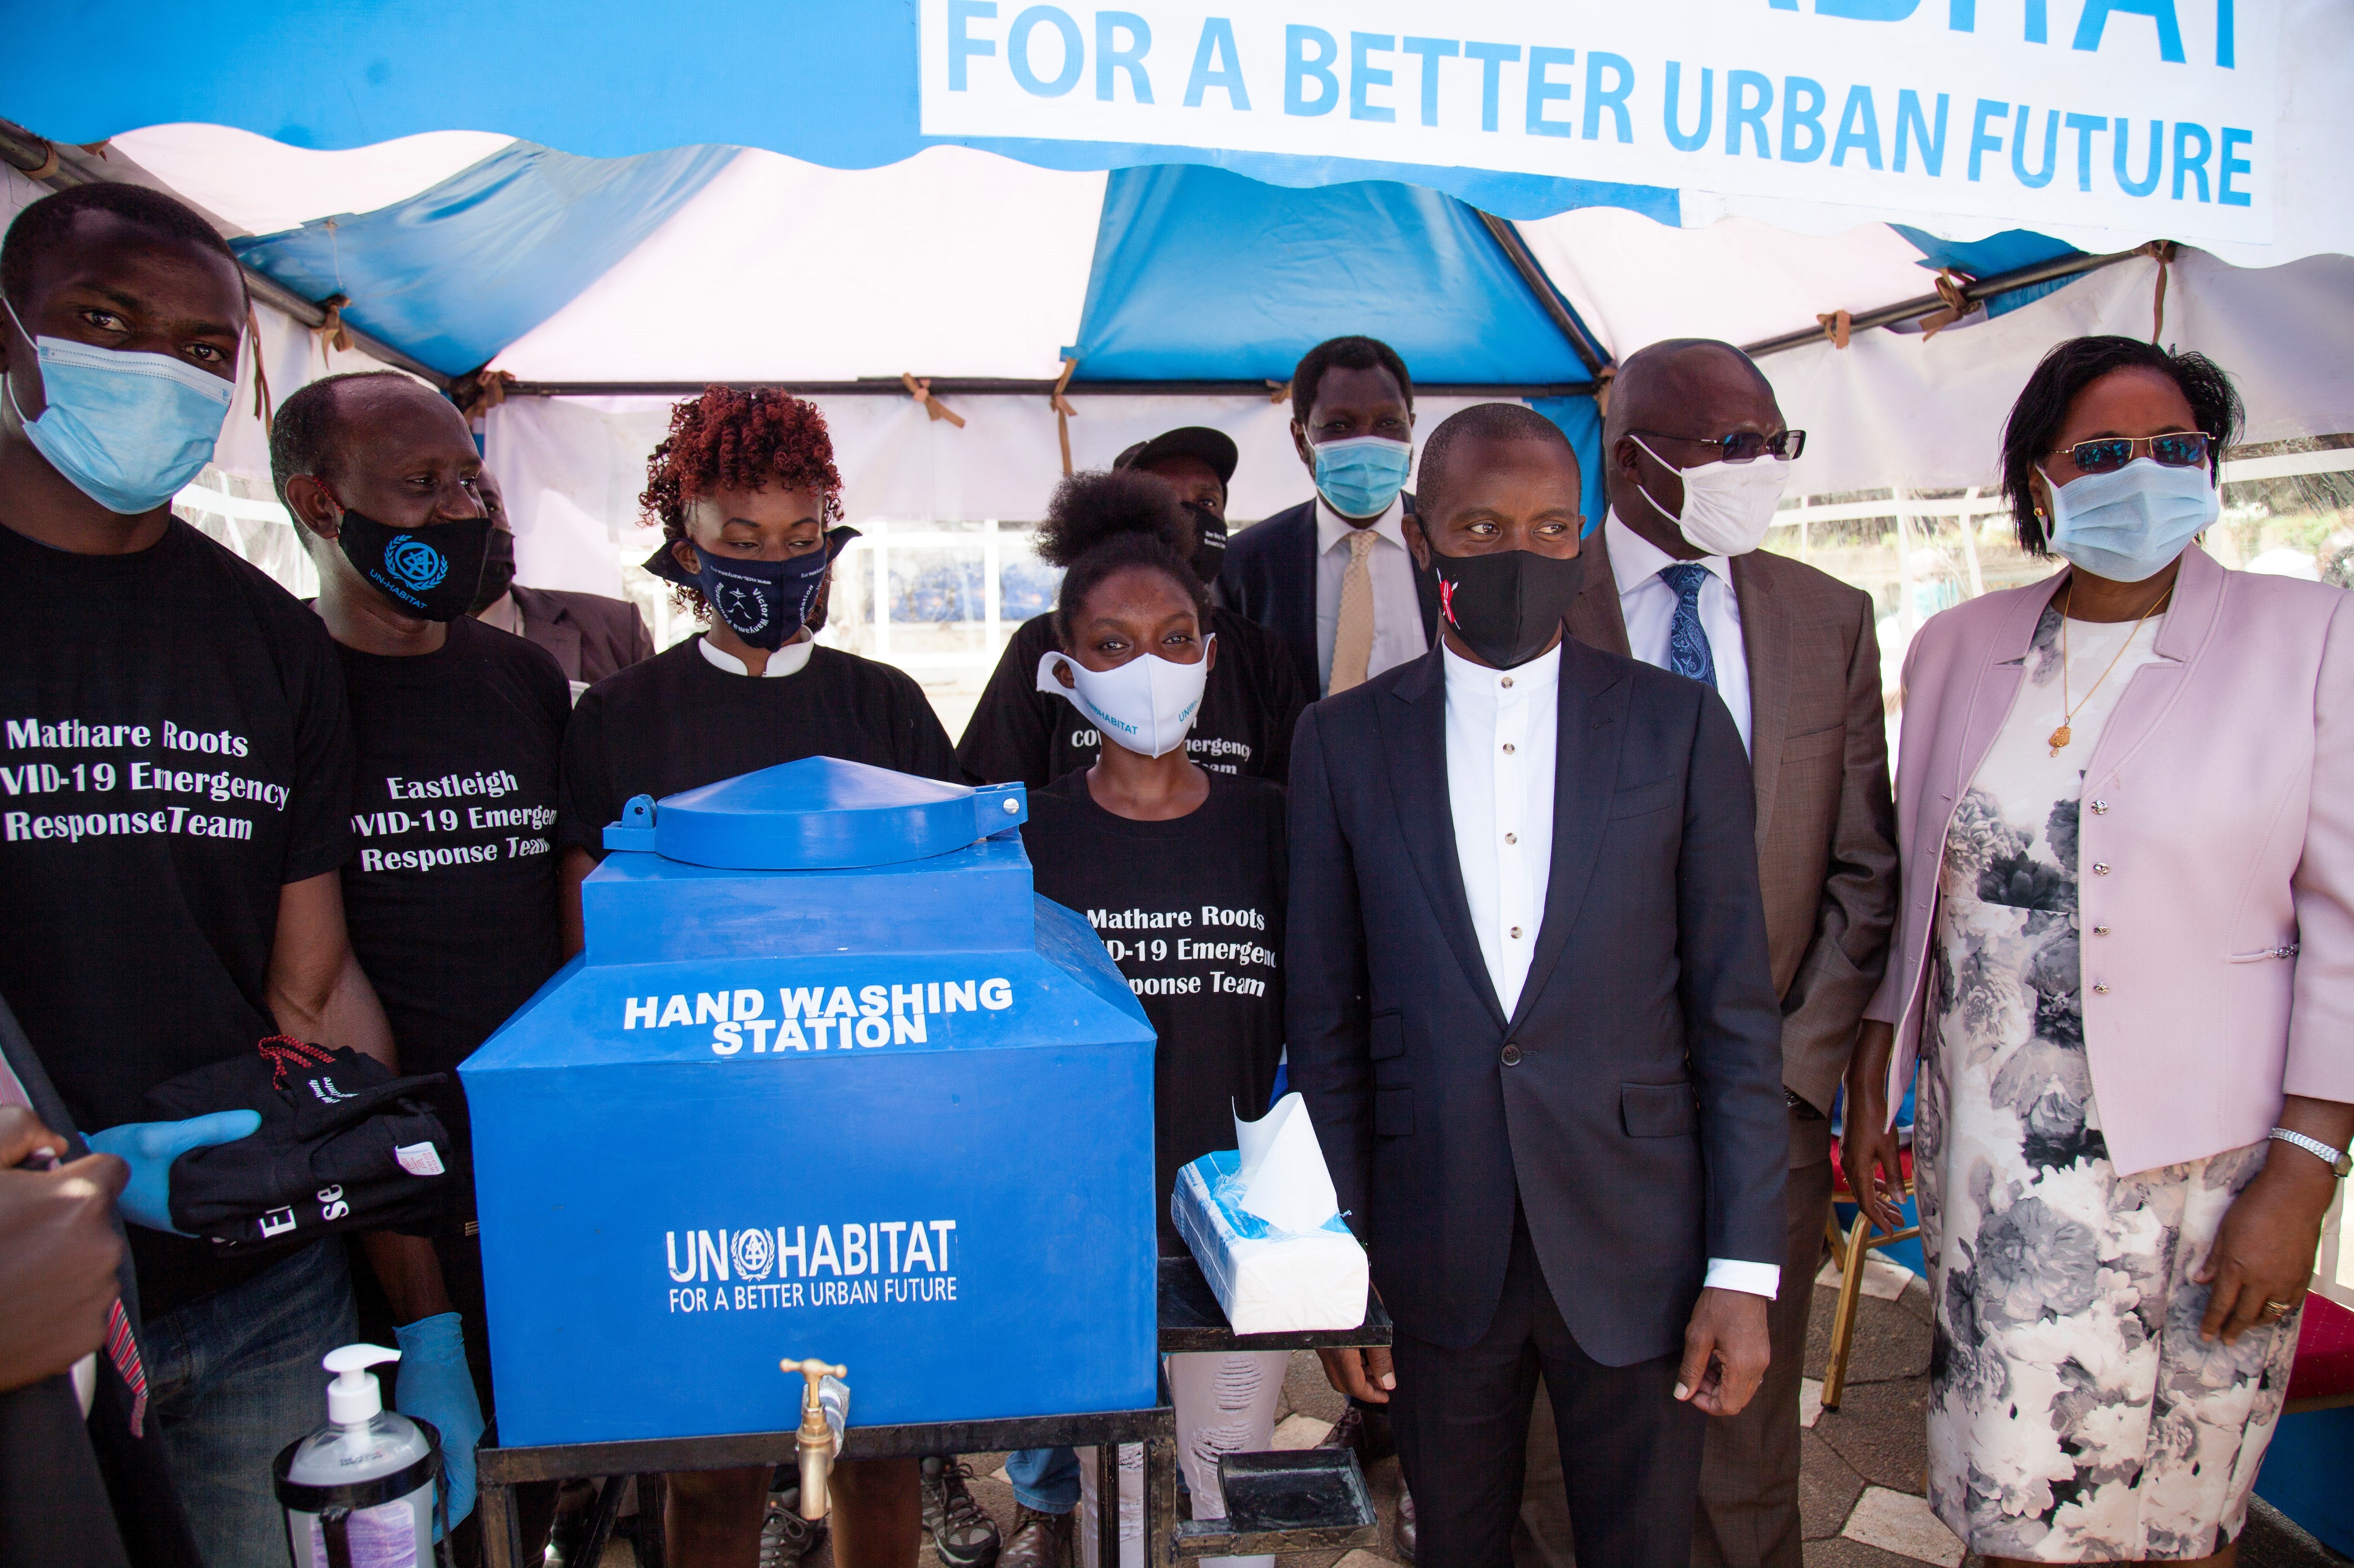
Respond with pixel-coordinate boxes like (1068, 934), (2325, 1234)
(1113, 426), (1238, 492)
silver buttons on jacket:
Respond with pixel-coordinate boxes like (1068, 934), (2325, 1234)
(2093, 984), (2111, 994)
(2090, 800), (2110, 814)
(2093, 862), (2111, 875)
(2094, 926), (2111, 936)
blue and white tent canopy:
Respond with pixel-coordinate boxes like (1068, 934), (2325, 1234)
(6, 0), (2350, 594)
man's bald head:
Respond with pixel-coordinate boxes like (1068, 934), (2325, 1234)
(1416, 402), (1580, 524)
(1603, 339), (1787, 560)
(1603, 339), (1775, 449)
(270, 372), (466, 506)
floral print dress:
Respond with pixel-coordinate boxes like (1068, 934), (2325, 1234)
(1918, 603), (2300, 1562)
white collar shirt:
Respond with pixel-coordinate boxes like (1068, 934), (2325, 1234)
(1442, 632), (1780, 1301)
(697, 633), (814, 679)
(1314, 496), (1426, 695)
(1605, 511), (1753, 755)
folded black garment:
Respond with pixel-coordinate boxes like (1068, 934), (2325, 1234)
(144, 1037), (455, 1252)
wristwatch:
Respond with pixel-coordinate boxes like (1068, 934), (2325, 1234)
(2269, 1126), (2354, 1178)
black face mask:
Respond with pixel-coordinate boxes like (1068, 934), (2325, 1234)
(1427, 544), (1587, 670)
(469, 526), (517, 615)
(337, 509), (494, 622)
(1183, 501), (1228, 587)
(644, 526), (859, 651)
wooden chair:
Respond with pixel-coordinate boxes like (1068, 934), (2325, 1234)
(1821, 1141), (1918, 1410)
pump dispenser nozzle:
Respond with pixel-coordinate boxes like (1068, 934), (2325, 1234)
(323, 1344), (402, 1426)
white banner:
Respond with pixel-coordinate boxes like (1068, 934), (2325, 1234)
(921, 0), (2276, 247)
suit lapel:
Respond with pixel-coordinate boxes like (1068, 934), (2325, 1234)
(1381, 649), (1508, 1029)
(538, 620), (584, 683)
(1509, 644), (1630, 1035)
(1732, 553), (1791, 848)
(2084, 545), (2219, 793)
(1287, 509), (1321, 694)
(1567, 525), (1632, 657)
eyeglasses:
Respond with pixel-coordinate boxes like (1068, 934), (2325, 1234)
(1631, 429), (1807, 464)
(2052, 432), (2210, 474)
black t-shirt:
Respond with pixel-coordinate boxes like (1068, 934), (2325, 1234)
(955, 606), (1308, 789)
(558, 636), (959, 855)
(337, 616), (570, 1202)
(0, 519), (354, 1314)
(1020, 771), (1287, 1252)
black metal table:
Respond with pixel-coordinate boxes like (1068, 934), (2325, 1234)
(475, 1256), (1391, 1568)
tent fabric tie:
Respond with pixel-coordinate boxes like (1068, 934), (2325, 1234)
(1592, 363), (1617, 418)
(20, 140), (58, 180)
(902, 373), (965, 428)
(246, 303), (274, 434)
(454, 369), (516, 421)
(314, 293), (354, 357)
(2139, 240), (2178, 343)
(1817, 309), (1853, 350)
(1265, 379), (1290, 405)
(1917, 270), (1976, 343)
(1051, 358), (1078, 476)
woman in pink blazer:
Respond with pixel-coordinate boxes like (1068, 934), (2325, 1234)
(1843, 337), (2354, 1566)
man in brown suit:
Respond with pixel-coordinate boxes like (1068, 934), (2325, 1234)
(469, 465), (656, 693)
(1515, 340), (1898, 1568)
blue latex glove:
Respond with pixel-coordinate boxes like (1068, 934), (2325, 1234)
(393, 1312), (482, 1535)
(85, 1111), (263, 1233)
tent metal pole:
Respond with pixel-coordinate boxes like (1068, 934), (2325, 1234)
(1739, 244), (2155, 360)
(500, 378), (1601, 399)
(0, 116), (455, 389)
(1475, 211), (1612, 382)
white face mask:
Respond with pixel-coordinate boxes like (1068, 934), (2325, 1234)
(1036, 638), (1212, 759)
(1631, 436), (1790, 558)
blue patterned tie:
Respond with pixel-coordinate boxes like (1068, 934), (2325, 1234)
(1658, 563), (1717, 689)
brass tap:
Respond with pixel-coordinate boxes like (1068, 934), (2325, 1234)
(781, 1358), (848, 1521)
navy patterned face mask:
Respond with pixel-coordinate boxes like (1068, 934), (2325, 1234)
(644, 528), (856, 650)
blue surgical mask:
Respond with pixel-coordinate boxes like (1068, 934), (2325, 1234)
(1311, 435), (1413, 520)
(2041, 458), (2219, 583)
(3, 295), (233, 515)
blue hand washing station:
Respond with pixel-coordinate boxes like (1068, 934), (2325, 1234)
(461, 758), (1159, 1447)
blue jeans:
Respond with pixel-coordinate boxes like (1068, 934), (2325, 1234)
(1007, 1446), (1080, 1515)
(145, 1241), (358, 1568)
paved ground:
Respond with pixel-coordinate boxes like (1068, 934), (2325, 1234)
(597, 1268), (2346, 1566)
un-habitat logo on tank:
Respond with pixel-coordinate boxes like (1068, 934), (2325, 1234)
(663, 1218), (962, 1314)
(620, 978), (1014, 1055)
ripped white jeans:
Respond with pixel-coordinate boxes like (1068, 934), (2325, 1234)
(1076, 1349), (1289, 1568)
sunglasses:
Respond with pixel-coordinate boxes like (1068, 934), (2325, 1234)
(2053, 432), (2210, 474)
(1632, 429), (1807, 464)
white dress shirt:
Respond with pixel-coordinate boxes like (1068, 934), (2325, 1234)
(697, 631), (814, 678)
(1605, 511), (1753, 755)
(1442, 637), (1779, 1300)
(1314, 496), (1426, 694)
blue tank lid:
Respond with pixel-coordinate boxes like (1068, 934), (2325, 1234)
(600, 755), (1028, 870)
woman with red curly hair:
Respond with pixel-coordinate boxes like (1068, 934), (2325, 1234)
(552, 388), (951, 1565)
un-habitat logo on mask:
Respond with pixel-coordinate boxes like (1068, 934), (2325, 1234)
(920, 0), (2279, 250)
(385, 535), (449, 592)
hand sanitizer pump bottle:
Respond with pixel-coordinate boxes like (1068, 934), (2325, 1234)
(274, 1344), (445, 1567)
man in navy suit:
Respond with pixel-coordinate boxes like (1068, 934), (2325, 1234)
(1221, 336), (1438, 698)
(1288, 404), (1786, 1567)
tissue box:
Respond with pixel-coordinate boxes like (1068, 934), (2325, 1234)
(1172, 1151), (1368, 1337)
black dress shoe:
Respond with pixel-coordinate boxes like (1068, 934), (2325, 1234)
(1316, 1402), (1396, 1462)
(1394, 1482), (1416, 1563)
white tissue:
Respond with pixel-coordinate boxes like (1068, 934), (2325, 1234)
(1232, 1093), (1341, 1235)
(1171, 1152), (1368, 1336)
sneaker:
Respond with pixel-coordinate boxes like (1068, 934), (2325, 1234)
(922, 1455), (1002, 1568)
(999, 1503), (1072, 1568)
(758, 1496), (824, 1568)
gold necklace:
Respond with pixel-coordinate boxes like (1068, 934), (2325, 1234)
(2048, 581), (2173, 756)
